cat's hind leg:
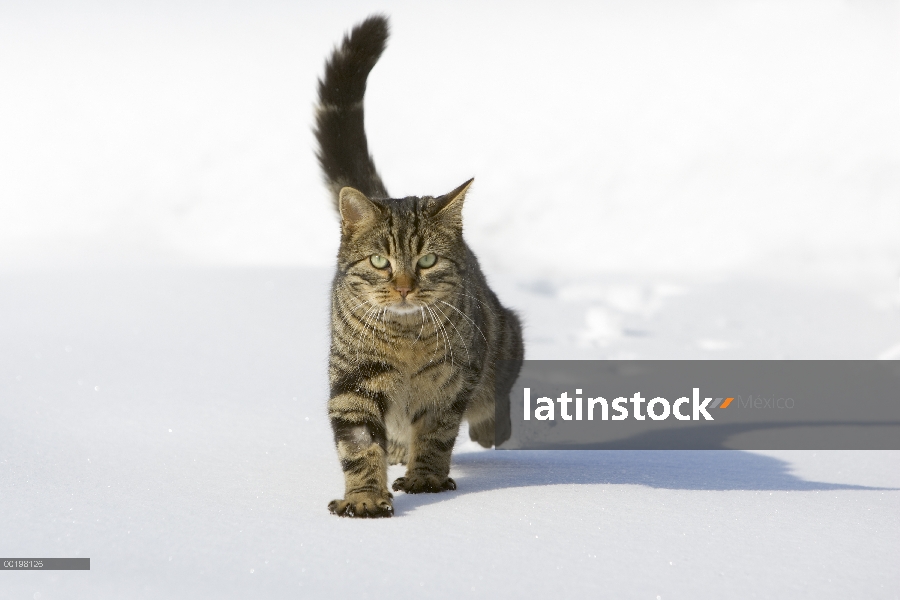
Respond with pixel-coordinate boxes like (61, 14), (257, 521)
(387, 438), (408, 465)
(464, 382), (497, 448)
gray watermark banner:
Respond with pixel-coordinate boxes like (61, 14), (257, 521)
(495, 361), (900, 450)
(2, 558), (90, 570)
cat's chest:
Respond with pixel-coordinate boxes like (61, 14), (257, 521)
(384, 342), (458, 407)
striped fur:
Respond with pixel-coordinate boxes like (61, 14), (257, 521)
(314, 15), (389, 208)
(316, 16), (524, 518)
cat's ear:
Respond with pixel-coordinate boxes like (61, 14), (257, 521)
(431, 178), (473, 226)
(339, 187), (381, 233)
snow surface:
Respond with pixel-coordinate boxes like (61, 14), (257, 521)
(2, 269), (899, 599)
(2, 1), (900, 598)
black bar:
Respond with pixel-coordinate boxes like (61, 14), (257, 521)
(1, 558), (90, 570)
(497, 360), (900, 450)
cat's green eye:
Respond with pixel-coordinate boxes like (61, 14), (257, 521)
(417, 253), (437, 269)
(370, 254), (389, 269)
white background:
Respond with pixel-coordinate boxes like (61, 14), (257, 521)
(2, 0), (897, 277)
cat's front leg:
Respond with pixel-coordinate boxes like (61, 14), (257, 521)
(327, 392), (393, 518)
(392, 410), (462, 494)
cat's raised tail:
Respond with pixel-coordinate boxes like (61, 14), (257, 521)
(314, 15), (390, 210)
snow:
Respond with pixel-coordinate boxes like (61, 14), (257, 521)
(3, 269), (898, 598)
(2, 1), (899, 598)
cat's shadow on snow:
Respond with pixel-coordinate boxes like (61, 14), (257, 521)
(393, 448), (894, 515)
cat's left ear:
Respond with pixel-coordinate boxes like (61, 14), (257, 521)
(431, 178), (473, 226)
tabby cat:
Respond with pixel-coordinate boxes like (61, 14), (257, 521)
(315, 15), (524, 518)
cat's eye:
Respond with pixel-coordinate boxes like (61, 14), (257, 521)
(370, 254), (389, 269)
(417, 253), (437, 268)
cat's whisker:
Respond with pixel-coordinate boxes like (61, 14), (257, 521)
(345, 296), (374, 315)
(351, 304), (377, 360)
(425, 306), (447, 360)
(367, 306), (387, 354)
(426, 304), (453, 367)
(413, 306), (426, 344)
(423, 304), (440, 363)
(437, 299), (488, 344)
(373, 307), (387, 352)
(431, 302), (471, 363)
(355, 303), (383, 359)
(342, 293), (370, 315)
(454, 288), (499, 318)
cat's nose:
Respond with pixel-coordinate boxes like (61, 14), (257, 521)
(393, 273), (415, 299)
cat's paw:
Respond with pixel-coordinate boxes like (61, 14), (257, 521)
(328, 491), (394, 518)
(468, 419), (495, 448)
(392, 475), (456, 494)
